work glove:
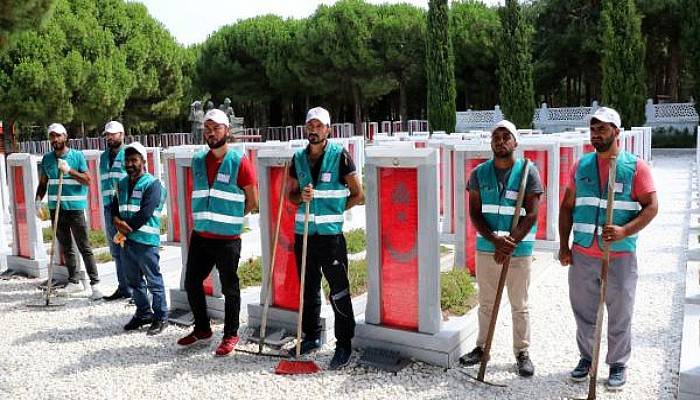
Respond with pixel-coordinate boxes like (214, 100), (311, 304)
(35, 198), (47, 220)
(113, 232), (126, 248)
(57, 159), (71, 174)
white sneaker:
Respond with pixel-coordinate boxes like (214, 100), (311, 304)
(58, 282), (85, 296)
(90, 284), (104, 300)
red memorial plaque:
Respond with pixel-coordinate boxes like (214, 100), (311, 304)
(379, 167), (419, 330)
(13, 167), (29, 258)
(168, 158), (180, 242)
(464, 158), (487, 275)
(87, 159), (101, 230)
(524, 150), (548, 240)
(268, 166), (300, 310)
(559, 147), (574, 204)
(147, 152), (155, 176)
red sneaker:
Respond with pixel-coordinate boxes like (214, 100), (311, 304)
(177, 328), (213, 347)
(215, 335), (239, 357)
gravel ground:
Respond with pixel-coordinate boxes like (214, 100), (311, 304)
(0, 150), (690, 400)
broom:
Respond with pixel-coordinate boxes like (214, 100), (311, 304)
(275, 199), (321, 374)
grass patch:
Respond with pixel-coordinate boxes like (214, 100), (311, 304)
(322, 259), (368, 299)
(238, 257), (263, 289)
(160, 215), (168, 235)
(345, 228), (366, 254)
(440, 268), (477, 318)
(95, 251), (113, 263)
(43, 228), (108, 248)
(440, 245), (451, 256)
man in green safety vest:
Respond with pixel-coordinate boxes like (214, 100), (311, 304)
(99, 121), (130, 301)
(286, 107), (365, 370)
(35, 123), (102, 300)
(459, 120), (543, 377)
(176, 109), (258, 357)
(559, 107), (658, 391)
(111, 141), (168, 336)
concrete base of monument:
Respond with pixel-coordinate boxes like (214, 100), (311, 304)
(534, 239), (559, 252)
(169, 287), (261, 325)
(247, 303), (337, 345)
(353, 310), (477, 369)
(5, 256), (47, 279)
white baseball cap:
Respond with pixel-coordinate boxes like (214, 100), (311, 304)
(124, 142), (147, 160)
(305, 107), (331, 126)
(103, 121), (124, 135)
(204, 109), (229, 127)
(47, 123), (67, 136)
(490, 120), (520, 142)
(588, 107), (621, 128)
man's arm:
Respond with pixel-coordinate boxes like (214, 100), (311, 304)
(558, 186), (576, 266)
(287, 176), (304, 205)
(469, 189), (515, 264)
(110, 191), (132, 235)
(243, 184), (258, 215)
(35, 174), (49, 201)
(122, 181), (161, 231)
(602, 191), (658, 243)
(509, 192), (541, 243)
(67, 168), (91, 186)
(344, 173), (364, 210)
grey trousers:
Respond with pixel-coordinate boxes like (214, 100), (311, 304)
(568, 249), (638, 366)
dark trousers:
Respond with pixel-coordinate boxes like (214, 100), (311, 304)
(123, 241), (168, 321)
(50, 209), (99, 284)
(185, 232), (242, 337)
(294, 233), (355, 349)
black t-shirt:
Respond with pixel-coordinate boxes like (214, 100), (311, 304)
(289, 144), (356, 185)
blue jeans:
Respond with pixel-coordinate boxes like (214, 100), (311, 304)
(123, 240), (168, 321)
(104, 207), (130, 296)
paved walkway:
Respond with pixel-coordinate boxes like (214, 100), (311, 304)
(0, 150), (690, 399)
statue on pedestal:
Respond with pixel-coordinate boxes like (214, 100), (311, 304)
(188, 101), (204, 144)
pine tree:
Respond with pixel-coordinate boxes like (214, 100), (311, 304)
(681, 0), (700, 116)
(600, 0), (646, 128)
(497, 0), (535, 128)
(426, 0), (456, 133)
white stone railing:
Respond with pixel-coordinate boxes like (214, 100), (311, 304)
(645, 99), (698, 131)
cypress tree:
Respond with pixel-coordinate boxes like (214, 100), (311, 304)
(497, 0), (535, 128)
(600, 0), (646, 128)
(426, 0), (456, 133)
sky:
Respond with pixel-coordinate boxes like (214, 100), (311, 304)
(131, 0), (502, 46)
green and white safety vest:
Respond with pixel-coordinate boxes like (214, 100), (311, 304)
(572, 151), (640, 252)
(293, 142), (348, 235)
(99, 148), (126, 208)
(117, 173), (165, 247)
(191, 148), (246, 236)
(475, 158), (536, 257)
(41, 149), (88, 210)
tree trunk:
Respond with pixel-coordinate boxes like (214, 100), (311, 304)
(352, 85), (362, 137)
(668, 41), (681, 101)
(399, 79), (408, 131)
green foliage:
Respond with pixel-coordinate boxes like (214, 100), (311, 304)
(650, 127), (696, 148)
(498, 0), (535, 128)
(600, 0), (646, 128)
(440, 268), (477, 317)
(0, 0), (56, 49)
(95, 251), (113, 263)
(160, 215), (167, 235)
(681, 0), (700, 115)
(0, 0), (190, 137)
(451, 0), (500, 110)
(238, 257), (263, 289)
(345, 228), (366, 254)
(426, 0), (456, 133)
(43, 227), (107, 248)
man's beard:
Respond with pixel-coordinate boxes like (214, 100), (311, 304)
(207, 137), (227, 149)
(52, 141), (65, 151)
(308, 133), (325, 145)
(125, 166), (141, 177)
(592, 137), (614, 152)
(107, 140), (122, 150)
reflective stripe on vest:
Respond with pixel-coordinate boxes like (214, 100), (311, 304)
(191, 148), (245, 235)
(117, 173), (165, 247)
(474, 158), (536, 257)
(43, 149), (88, 210)
(100, 148), (126, 207)
(572, 151), (640, 252)
(293, 142), (348, 235)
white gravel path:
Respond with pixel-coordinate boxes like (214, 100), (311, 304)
(0, 150), (690, 400)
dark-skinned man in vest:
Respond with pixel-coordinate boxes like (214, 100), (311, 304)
(559, 107), (658, 391)
(35, 123), (102, 299)
(459, 120), (543, 377)
(111, 142), (168, 335)
(286, 107), (365, 370)
(100, 120), (130, 301)
(176, 109), (259, 357)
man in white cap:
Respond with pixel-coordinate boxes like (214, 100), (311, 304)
(459, 119), (543, 377)
(35, 123), (102, 299)
(176, 109), (258, 356)
(111, 142), (168, 335)
(559, 107), (658, 390)
(285, 106), (364, 369)
(100, 121), (130, 301)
